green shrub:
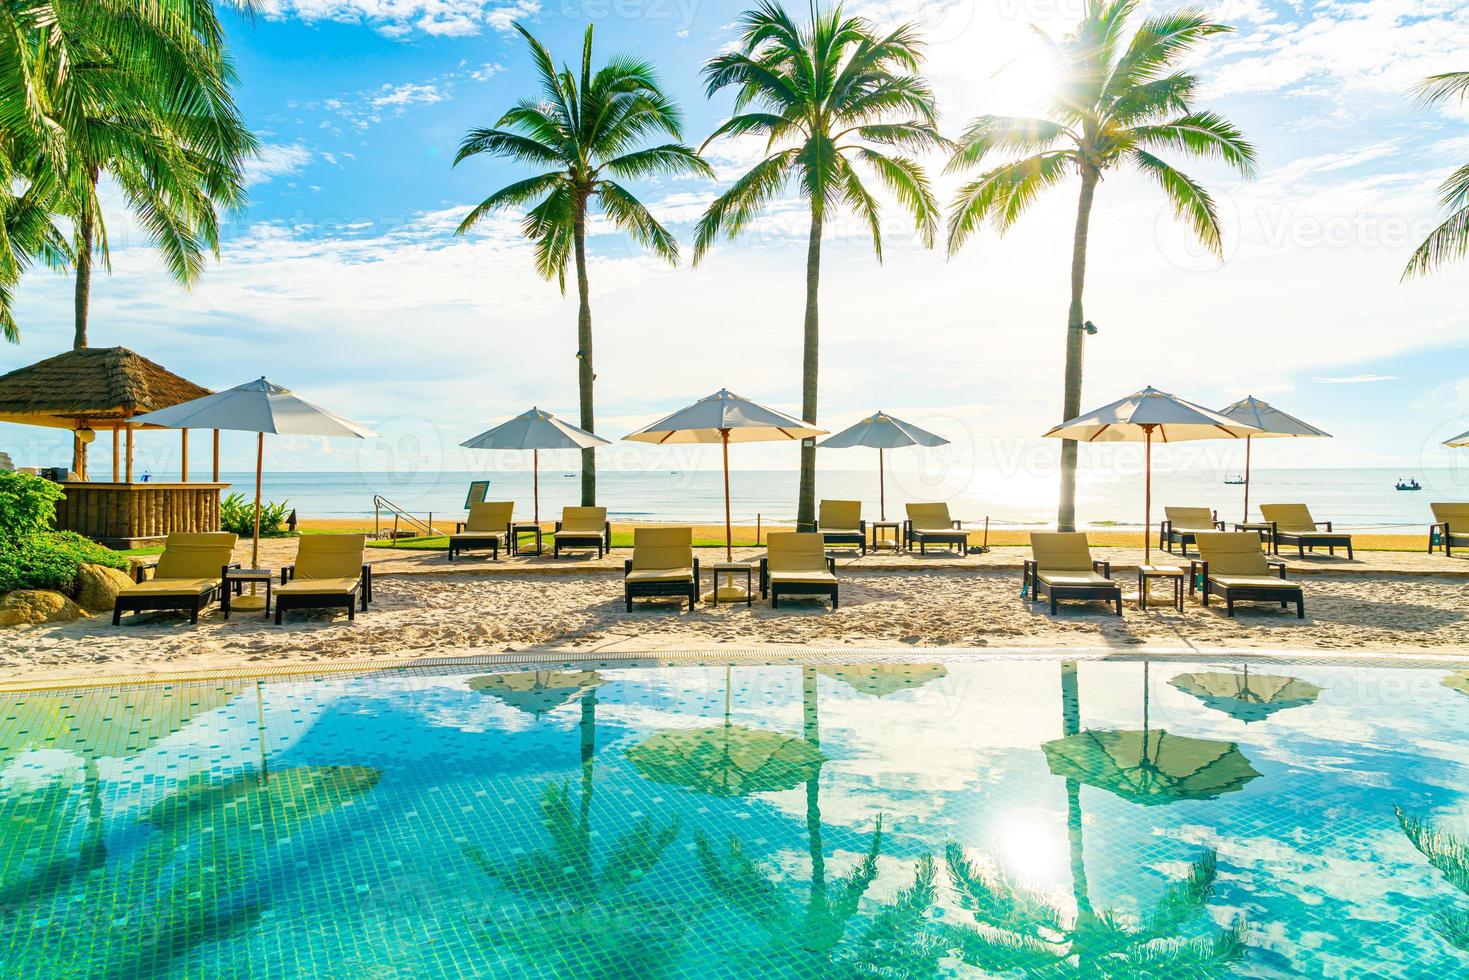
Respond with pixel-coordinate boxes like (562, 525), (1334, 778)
(0, 531), (130, 593)
(0, 471), (65, 543)
(220, 492), (293, 538)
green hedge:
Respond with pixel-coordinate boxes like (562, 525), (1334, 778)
(0, 471), (64, 542)
(0, 531), (131, 593)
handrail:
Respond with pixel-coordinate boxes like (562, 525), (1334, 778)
(373, 495), (442, 540)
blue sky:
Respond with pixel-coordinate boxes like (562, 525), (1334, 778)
(3, 0), (1468, 484)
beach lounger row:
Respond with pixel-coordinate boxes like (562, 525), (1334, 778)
(113, 532), (372, 626)
(1162, 504), (1355, 560)
(815, 500), (971, 554)
(449, 504), (613, 560)
(624, 528), (839, 611)
(1026, 531), (1304, 618)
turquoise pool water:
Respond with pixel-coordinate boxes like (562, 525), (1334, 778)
(1, 655), (1467, 978)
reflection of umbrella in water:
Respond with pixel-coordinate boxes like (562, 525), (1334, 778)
(1042, 662), (1260, 806)
(467, 670), (604, 718)
(1170, 666), (1322, 723)
(1443, 670), (1469, 698)
(627, 666), (825, 797)
(816, 663), (947, 698)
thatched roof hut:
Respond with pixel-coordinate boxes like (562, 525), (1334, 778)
(0, 346), (212, 430)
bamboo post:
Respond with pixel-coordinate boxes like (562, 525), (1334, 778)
(112, 426), (120, 482)
(72, 430), (82, 480)
(125, 426), (134, 483)
(212, 429), (220, 482)
(181, 429), (189, 482)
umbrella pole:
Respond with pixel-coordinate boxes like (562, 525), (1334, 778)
(722, 429), (733, 562)
(533, 448), (539, 525)
(1242, 434), (1252, 523)
(878, 448), (886, 522)
(1144, 427), (1153, 566)
(252, 432), (263, 572)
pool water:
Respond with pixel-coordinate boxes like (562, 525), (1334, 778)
(1, 654), (1467, 978)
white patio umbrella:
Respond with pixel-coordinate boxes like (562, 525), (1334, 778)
(819, 411), (949, 520)
(1217, 396), (1331, 522)
(461, 408), (609, 524)
(1043, 387), (1260, 564)
(1446, 430), (1469, 448)
(624, 389), (826, 569)
(131, 378), (376, 608)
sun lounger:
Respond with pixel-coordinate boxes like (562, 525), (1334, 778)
(1024, 532), (1122, 616)
(1191, 532), (1302, 618)
(553, 506), (611, 558)
(112, 532), (238, 625)
(448, 501), (512, 560)
(1159, 507), (1223, 556)
(623, 527), (698, 611)
(904, 502), (967, 554)
(817, 499), (866, 554)
(275, 534), (371, 624)
(760, 532), (838, 608)
(1429, 503), (1469, 557)
(1259, 504), (1353, 559)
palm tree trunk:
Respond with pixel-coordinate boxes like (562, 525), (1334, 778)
(573, 203), (596, 507)
(71, 205), (95, 475)
(801, 665), (827, 938)
(1058, 169), (1099, 533)
(1060, 661), (1093, 920)
(797, 205), (823, 531)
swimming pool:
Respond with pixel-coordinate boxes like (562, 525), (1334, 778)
(1, 653), (1466, 977)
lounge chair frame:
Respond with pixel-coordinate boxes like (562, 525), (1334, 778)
(553, 520), (612, 559)
(904, 520), (967, 555)
(1022, 559), (1122, 616)
(1429, 523), (1469, 557)
(112, 562), (237, 625)
(274, 563), (372, 624)
(1188, 558), (1302, 618)
(1268, 521), (1353, 559)
(759, 555), (839, 609)
(623, 558), (699, 612)
(818, 524), (866, 555)
(448, 520), (502, 561)
(1159, 511), (1224, 556)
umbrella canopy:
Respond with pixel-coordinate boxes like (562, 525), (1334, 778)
(1169, 669), (1322, 723)
(467, 670), (604, 718)
(819, 411), (949, 520)
(0, 346), (211, 431)
(626, 723), (825, 797)
(1217, 397), (1331, 522)
(1044, 387), (1260, 563)
(1042, 728), (1260, 806)
(1443, 670), (1469, 698)
(817, 663), (948, 698)
(1446, 431), (1469, 449)
(625, 389), (826, 562)
(462, 408), (609, 524)
(132, 378), (376, 598)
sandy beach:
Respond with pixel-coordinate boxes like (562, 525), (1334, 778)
(5, 536), (1468, 687)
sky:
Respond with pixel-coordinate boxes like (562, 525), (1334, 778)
(2, 0), (1468, 489)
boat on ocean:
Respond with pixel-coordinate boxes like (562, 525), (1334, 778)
(1224, 475), (1246, 485)
(1396, 478), (1421, 491)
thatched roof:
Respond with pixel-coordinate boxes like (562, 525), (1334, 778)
(0, 346), (212, 430)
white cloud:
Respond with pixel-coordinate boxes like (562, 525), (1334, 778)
(1313, 374), (1400, 385)
(259, 0), (538, 38)
(370, 82), (446, 109)
(243, 143), (312, 187)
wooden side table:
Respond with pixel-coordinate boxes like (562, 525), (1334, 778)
(223, 568), (273, 619)
(870, 521), (902, 552)
(1137, 565), (1184, 612)
(709, 562), (754, 606)
(510, 522), (543, 556)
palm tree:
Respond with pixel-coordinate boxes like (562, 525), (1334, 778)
(1404, 72), (1469, 279)
(695, 2), (943, 531)
(946, 0), (1256, 532)
(1395, 807), (1469, 952)
(454, 24), (711, 507)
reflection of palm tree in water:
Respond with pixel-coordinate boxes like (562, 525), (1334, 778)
(698, 665), (943, 975)
(946, 661), (1246, 975)
(1396, 806), (1469, 952)
(466, 685), (687, 976)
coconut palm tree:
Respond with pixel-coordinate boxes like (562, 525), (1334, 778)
(946, 0), (1256, 532)
(1395, 807), (1469, 952)
(454, 24), (711, 507)
(695, 2), (943, 531)
(1404, 72), (1469, 279)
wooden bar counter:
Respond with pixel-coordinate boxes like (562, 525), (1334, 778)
(53, 482), (230, 548)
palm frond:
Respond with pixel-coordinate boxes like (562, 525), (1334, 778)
(601, 143), (713, 181)
(456, 172), (566, 235)
(1403, 165), (1469, 279)
(596, 179), (679, 264)
(946, 151), (1073, 253)
(1128, 149), (1222, 257)
(855, 148), (936, 247)
(454, 128), (562, 168)
(946, 115), (1070, 173)
(1129, 111), (1257, 175)
(692, 148), (796, 262)
(1396, 806), (1469, 894)
(1412, 72), (1469, 107)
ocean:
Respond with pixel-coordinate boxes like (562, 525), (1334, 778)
(201, 466), (1468, 534)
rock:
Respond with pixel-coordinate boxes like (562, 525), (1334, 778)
(0, 590), (88, 627)
(74, 563), (136, 613)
